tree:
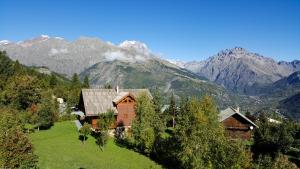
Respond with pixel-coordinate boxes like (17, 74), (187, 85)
(35, 96), (57, 130)
(71, 73), (81, 88)
(83, 75), (90, 88)
(13, 60), (23, 75)
(104, 83), (112, 89)
(131, 92), (163, 155)
(0, 108), (38, 168)
(252, 114), (294, 159)
(49, 74), (58, 88)
(152, 88), (163, 114)
(96, 110), (115, 150)
(79, 122), (91, 144)
(175, 95), (251, 169)
(254, 154), (298, 169)
(68, 73), (82, 107)
(0, 51), (14, 85)
(1, 75), (41, 110)
(167, 94), (177, 128)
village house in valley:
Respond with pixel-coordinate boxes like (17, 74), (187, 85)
(78, 87), (151, 129)
(219, 107), (258, 140)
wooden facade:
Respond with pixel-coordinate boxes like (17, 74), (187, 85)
(219, 108), (257, 140)
(79, 89), (151, 130)
(114, 96), (136, 127)
(222, 114), (253, 140)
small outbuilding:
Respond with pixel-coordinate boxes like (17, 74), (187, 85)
(219, 107), (258, 140)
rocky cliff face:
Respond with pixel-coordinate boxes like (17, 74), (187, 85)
(183, 47), (300, 94)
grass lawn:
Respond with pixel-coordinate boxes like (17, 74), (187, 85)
(30, 121), (162, 169)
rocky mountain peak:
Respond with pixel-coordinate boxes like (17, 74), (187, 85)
(216, 47), (247, 57)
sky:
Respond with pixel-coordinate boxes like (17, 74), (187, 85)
(0, 0), (299, 61)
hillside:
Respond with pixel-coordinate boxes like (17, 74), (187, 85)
(80, 59), (253, 109)
(278, 93), (300, 120)
(30, 121), (161, 169)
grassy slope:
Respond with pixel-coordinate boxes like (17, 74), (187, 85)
(30, 121), (161, 169)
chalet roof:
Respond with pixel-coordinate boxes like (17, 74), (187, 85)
(81, 89), (151, 116)
(112, 92), (131, 104)
(219, 107), (258, 128)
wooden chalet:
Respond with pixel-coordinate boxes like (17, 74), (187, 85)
(79, 88), (151, 129)
(219, 107), (258, 140)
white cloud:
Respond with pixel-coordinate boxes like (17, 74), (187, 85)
(104, 51), (147, 63)
(49, 48), (68, 56)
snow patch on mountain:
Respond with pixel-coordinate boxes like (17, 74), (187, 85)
(0, 40), (11, 45)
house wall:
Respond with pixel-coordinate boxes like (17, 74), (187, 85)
(222, 114), (253, 140)
(116, 96), (136, 127)
(85, 116), (98, 129)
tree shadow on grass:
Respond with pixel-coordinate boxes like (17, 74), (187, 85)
(78, 135), (88, 143)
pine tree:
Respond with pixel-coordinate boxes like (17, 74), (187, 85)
(71, 73), (81, 88)
(83, 75), (90, 88)
(49, 74), (58, 88)
(13, 60), (23, 75)
(152, 88), (162, 114)
(167, 94), (177, 128)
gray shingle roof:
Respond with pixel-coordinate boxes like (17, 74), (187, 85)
(81, 89), (151, 116)
(112, 92), (130, 104)
(219, 107), (258, 128)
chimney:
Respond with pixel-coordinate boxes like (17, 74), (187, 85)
(115, 85), (119, 93)
(235, 106), (240, 113)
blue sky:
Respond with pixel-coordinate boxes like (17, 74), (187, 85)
(0, 0), (299, 61)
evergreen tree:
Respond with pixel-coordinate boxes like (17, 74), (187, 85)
(49, 73), (58, 88)
(13, 60), (23, 75)
(83, 75), (90, 88)
(71, 73), (81, 87)
(68, 73), (82, 107)
(167, 94), (177, 128)
(152, 88), (162, 114)
(0, 51), (14, 79)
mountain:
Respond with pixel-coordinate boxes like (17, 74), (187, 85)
(80, 59), (263, 109)
(0, 35), (157, 77)
(0, 35), (250, 109)
(259, 71), (300, 100)
(183, 47), (300, 94)
(278, 92), (300, 120)
(272, 71), (300, 89)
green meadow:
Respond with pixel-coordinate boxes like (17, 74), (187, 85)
(30, 121), (161, 169)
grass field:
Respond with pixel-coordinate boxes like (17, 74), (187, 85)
(30, 121), (162, 169)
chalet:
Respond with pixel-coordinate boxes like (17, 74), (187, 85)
(78, 88), (151, 129)
(219, 107), (258, 140)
